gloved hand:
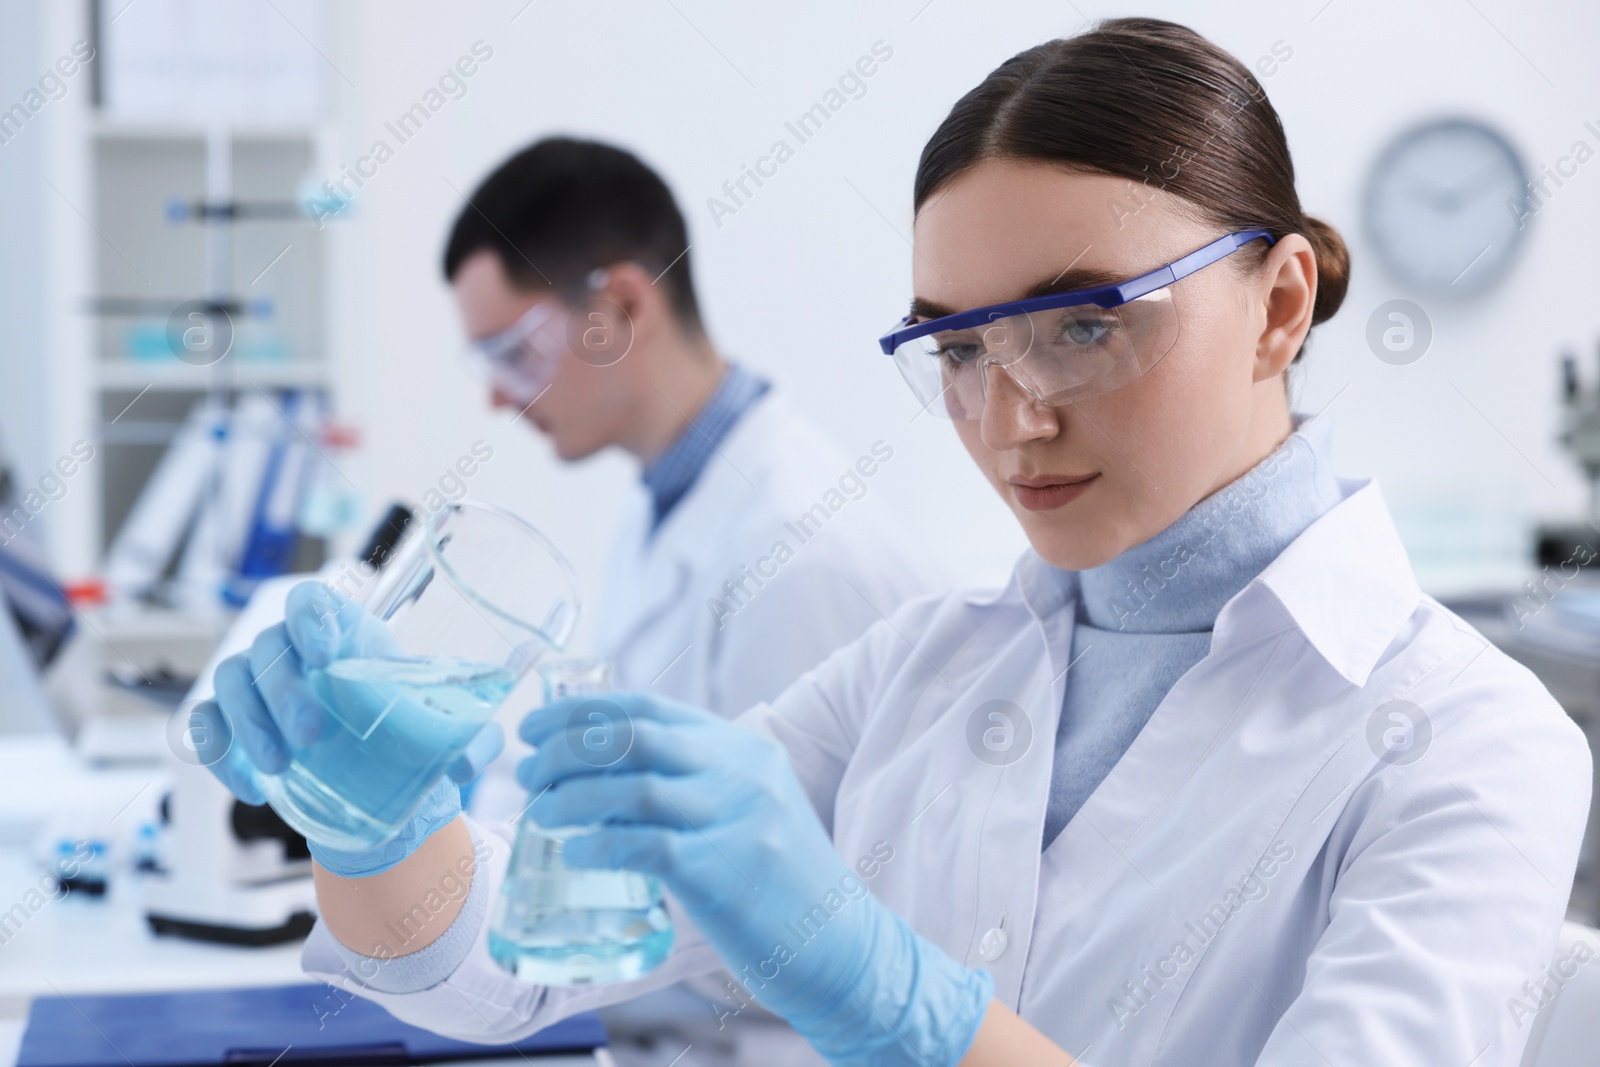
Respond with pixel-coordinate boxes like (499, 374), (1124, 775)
(190, 580), (505, 878)
(517, 692), (993, 1067)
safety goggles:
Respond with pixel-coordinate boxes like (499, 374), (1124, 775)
(465, 301), (566, 405)
(464, 268), (615, 405)
(877, 229), (1275, 419)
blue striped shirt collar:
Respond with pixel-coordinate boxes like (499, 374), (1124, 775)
(641, 362), (770, 530)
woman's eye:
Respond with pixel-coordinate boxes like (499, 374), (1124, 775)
(1058, 315), (1115, 346)
(935, 342), (982, 366)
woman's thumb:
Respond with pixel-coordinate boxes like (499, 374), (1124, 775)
(283, 580), (357, 668)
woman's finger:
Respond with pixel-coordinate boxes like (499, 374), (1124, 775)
(517, 717), (734, 793)
(448, 721), (505, 784)
(188, 699), (267, 804)
(212, 654), (290, 774)
(528, 770), (731, 831)
(560, 825), (754, 920)
(248, 624), (325, 748)
(285, 580), (404, 666)
(518, 691), (713, 748)
(557, 823), (681, 881)
(283, 581), (354, 667)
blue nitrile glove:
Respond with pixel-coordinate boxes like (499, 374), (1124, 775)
(190, 580), (505, 878)
(517, 692), (994, 1067)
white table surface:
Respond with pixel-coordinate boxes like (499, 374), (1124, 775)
(0, 736), (600, 1065)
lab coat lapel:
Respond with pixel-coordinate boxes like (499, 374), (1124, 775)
(1021, 621), (1331, 1055)
(1019, 480), (1431, 1056)
(1036, 619), (1293, 900)
(833, 556), (1071, 1010)
(594, 489), (694, 671)
(592, 395), (776, 691)
(1039, 480), (1421, 898)
(1025, 618), (1445, 1060)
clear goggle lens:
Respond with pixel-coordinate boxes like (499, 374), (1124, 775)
(464, 303), (563, 405)
(888, 288), (1179, 419)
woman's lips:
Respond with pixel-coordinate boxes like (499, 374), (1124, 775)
(1009, 473), (1099, 511)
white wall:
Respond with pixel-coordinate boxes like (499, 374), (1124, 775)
(8, 0), (1589, 607)
(0, 0), (49, 489)
(314, 0), (1600, 612)
(0, 0), (96, 574)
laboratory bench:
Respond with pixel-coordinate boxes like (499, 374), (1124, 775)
(0, 736), (605, 1067)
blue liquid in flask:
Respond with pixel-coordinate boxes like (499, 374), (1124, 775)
(489, 824), (674, 985)
(254, 656), (516, 852)
(488, 657), (673, 985)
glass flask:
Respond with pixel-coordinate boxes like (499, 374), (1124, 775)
(250, 501), (581, 853)
(488, 656), (674, 985)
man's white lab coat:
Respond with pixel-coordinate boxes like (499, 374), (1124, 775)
(592, 389), (928, 717)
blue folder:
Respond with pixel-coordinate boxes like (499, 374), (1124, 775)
(17, 983), (606, 1066)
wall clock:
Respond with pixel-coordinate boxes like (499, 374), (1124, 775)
(1363, 117), (1529, 296)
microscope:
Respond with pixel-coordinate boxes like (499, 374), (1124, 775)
(142, 508), (414, 943)
(141, 573), (318, 944)
(1537, 344), (1600, 571)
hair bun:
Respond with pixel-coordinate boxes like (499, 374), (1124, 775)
(1301, 215), (1349, 325)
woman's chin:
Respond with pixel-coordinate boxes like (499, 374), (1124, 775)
(1020, 519), (1126, 573)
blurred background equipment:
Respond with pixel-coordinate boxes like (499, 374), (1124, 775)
(90, 117), (357, 610)
(140, 505), (430, 946)
(140, 573), (317, 946)
(1535, 340), (1600, 569)
(0, 566), (58, 737)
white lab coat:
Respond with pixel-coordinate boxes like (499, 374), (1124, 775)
(591, 388), (929, 717)
(467, 387), (929, 824)
(307, 473), (1592, 1066)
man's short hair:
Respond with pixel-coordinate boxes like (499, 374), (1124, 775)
(443, 137), (702, 334)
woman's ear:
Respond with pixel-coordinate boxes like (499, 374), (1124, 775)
(1253, 233), (1317, 381)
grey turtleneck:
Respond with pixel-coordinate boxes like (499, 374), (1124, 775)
(1041, 411), (1345, 849)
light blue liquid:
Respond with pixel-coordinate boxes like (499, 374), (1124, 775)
(489, 822), (673, 985)
(254, 657), (515, 852)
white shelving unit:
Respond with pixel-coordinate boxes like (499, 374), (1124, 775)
(0, 0), (348, 727)
(4, 0), (347, 584)
(88, 119), (335, 562)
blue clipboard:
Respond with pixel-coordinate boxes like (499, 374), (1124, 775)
(17, 983), (606, 1066)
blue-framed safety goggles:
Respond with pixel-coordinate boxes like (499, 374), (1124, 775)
(878, 229), (1275, 418)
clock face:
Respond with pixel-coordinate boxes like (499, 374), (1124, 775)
(1363, 118), (1529, 296)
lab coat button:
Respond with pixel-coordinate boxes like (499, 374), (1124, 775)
(978, 926), (1008, 961)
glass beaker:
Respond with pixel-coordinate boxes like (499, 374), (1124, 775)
(488, 656), (674, 985)
(250, 500), (581, 853)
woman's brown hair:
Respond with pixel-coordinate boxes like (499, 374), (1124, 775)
(913, 17), (1349, 360)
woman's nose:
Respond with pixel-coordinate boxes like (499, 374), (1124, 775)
(977, 361), (1059, 449)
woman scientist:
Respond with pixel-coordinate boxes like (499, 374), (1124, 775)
(200, 17), (1590, 1067)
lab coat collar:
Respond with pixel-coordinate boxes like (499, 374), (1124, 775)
(1238, 476), (1421, 687)
(988, 476), (1420, 689)
(643, 388), (785, 566)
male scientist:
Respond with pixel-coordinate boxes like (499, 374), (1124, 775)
(445, 136), (925, 716)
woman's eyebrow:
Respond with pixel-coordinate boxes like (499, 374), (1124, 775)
(1021, 266), (1124, 300)
(908, 267), (1126, 323)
